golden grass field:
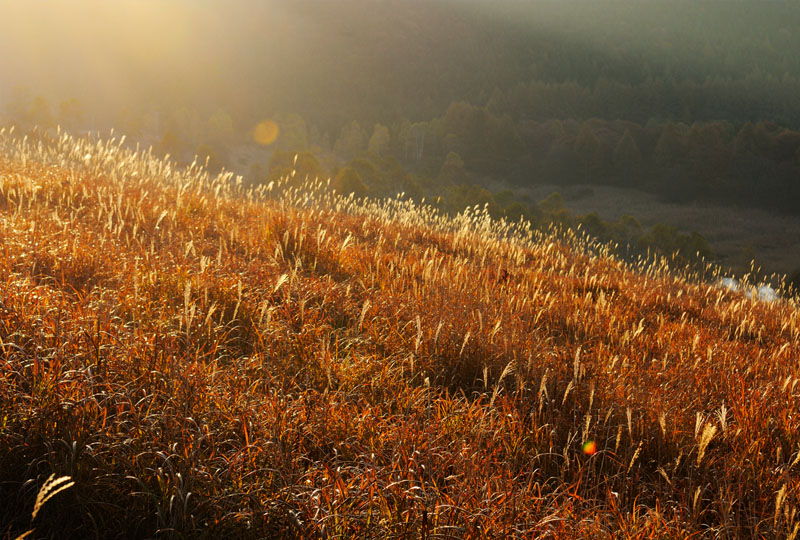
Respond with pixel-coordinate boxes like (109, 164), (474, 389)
(1, 128), (799, 539)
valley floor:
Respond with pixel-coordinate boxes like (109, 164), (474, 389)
(506, 181), (800, 279)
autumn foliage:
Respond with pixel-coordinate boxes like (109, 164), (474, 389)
(1, 129), (798, 539)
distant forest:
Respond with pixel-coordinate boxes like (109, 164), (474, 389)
(3, 0), (800, 234)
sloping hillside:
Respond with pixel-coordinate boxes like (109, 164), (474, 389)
(1, 129), (799, 539)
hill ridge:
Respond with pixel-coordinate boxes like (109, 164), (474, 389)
(1, 129), (798, 538)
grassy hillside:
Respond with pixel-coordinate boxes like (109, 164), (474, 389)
(1, 129), (799, 539)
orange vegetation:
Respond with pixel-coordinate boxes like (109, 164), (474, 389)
(1, 128), (799, 538)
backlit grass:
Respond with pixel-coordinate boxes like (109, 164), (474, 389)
(1, 128), (798, 538)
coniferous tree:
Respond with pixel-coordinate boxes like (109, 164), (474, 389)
(367, 124), (391, 156)
(331, 166), (368, 197)
(613, 129), (643, 186)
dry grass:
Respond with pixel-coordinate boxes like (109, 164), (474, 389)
(1, 127), (799, 538)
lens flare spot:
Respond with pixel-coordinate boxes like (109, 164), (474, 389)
(253, 120), (279, 146)
(582, 440), (597, 455)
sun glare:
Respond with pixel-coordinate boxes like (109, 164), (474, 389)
(253, 120), (280, 146)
